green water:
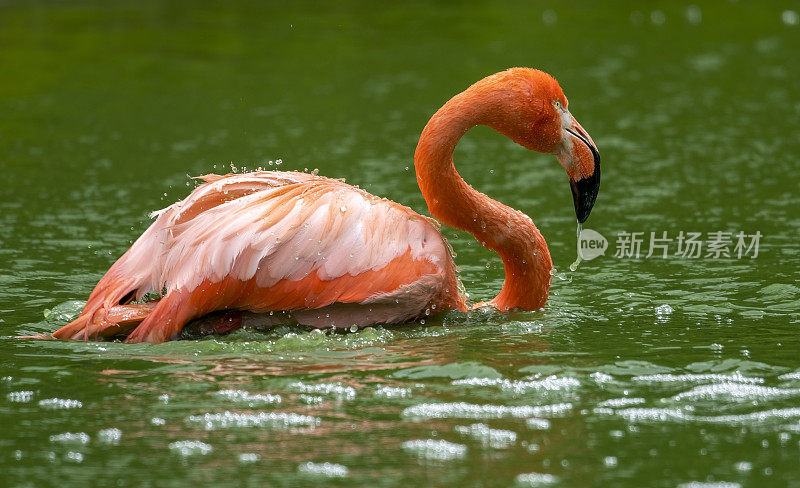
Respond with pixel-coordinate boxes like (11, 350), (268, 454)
(2, 1), (800, 486)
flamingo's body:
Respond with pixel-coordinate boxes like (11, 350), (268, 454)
(52, 68), (600, 343)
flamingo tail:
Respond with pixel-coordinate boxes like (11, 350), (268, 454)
(51, 263), (152, 340)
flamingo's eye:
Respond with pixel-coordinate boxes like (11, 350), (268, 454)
(553, 100), (562, 109)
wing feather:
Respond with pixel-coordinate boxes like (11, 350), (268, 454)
(118, 171), (447, 310)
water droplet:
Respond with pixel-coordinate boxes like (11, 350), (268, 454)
(655, 304), (673, 320)
(782, 9), (799, 26)
(420, 319), (425, 324)
(431, 304), (436, 310)
(569, 222), (583, 271)
(425, 308), (430, 316)
(650, 9), (665, 25)
(542, 9), (557, 24)
(685, 5), (702, 24)
(349, 325), (358, 333)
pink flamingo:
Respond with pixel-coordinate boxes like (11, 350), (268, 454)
(51, 68), (600, 343)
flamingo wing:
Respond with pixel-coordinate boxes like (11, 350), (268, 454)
(53, 171), (459, 343)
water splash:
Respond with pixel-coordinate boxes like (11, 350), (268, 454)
(186, 411), (320, 430)
(569, 222), (583, 271)
(168, 440), (213, 457)
(454, 423), (517, 448)
(401, 439), (467, 460)
(298, 461), (348, 477)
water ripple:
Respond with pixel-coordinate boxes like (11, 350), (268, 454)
(401, 439), (467, 460)
(297, 461), (349, 477)
(671, 383), (800, 402)
(186, 411), (320, 430)
(454, 423), (517, 448)
(402, 402), (573, 420)
(215, 389), (282, 406)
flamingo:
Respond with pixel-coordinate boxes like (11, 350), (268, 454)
(50, 68), (600, 344)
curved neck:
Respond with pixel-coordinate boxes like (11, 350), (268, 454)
(414, 88), (553, 311)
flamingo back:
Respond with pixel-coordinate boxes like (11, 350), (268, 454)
(53, 171), (462, 342)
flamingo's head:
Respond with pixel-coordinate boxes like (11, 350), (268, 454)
(485, 68), (601, 223)
(550, 96), (601, 224)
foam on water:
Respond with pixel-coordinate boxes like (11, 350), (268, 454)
(97, 428), (122, 444)
(49, 432), (90, 444)
(590, 372), (615, 384)
(187, 411), (320, 430)
(600, 406), (800, 425)
(451, 375), (580, 395)
(632, 372), (764, 385)
(525, 418), (551, 430)
(655, 304), (673, 319)
(676, 483), (741, 488)
(514, 472), (558, 486)
(168, 440), (213, 457)
(64, 451), (84, 463)
(288, 381), (356, 400)
(298, 394), (325, 405)
(374, 385), (412, 398)
(238, 453), (260, 464)
(670, 383), (800, 402)
(402, 402), (573, 420)
(597, 397), (646, 408)
(7, 391), (33, 403)
(611, 407), (689, 422)
(297, 461), (348, 477)
(694, 407), (800, 424)
(215, 389), (282, 405)
(454, 423), (517, 448)
(38, 398), (82, 409)
(401, 439), (467, 460)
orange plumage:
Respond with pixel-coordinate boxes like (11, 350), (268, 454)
(51, 68), (600, 343)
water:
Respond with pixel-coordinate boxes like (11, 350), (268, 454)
(569, 222), (583, 271)
(2, 1), (800, 487)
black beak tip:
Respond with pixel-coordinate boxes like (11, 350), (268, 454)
(565, 128), (601, 224)
(570, 167), (600, 224)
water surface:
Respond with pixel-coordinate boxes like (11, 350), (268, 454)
(1, 1), (799, 487)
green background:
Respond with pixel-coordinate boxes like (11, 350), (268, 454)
(1, 1), (799, 486)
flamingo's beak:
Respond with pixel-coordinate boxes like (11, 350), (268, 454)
(556, 115), (601, 223)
